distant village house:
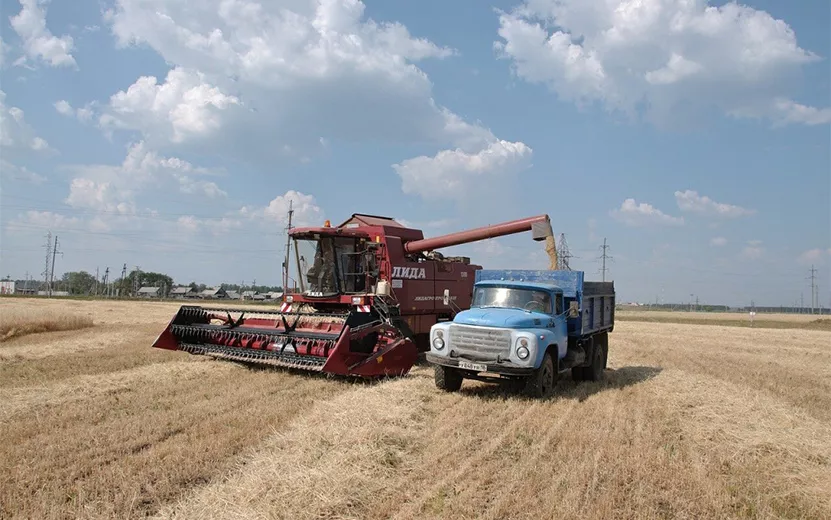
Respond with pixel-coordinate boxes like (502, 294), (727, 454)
(137, 286), (161, 298)
(170, 286), (197, 298)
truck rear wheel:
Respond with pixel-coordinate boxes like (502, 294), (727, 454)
(434, 365), (463, 392)
(524, 351), (556, 398)
(598, 332), (609, 369)
(586, 340), (606, 382)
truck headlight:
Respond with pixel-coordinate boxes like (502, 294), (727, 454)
(432, 330), (445, 350)
(516, 337), (530, 359)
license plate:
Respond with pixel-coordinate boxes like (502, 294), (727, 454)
(458, 360), (486, 372)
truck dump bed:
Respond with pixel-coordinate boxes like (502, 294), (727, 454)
(474, 269), (615, 336)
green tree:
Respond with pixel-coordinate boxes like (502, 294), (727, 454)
(61, 271), (97, 295)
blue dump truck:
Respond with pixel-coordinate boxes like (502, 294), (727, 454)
(425, 269), (615, 398)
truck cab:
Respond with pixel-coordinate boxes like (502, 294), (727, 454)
(426, 270), (614, 398)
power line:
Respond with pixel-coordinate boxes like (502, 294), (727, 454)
(121, 263), (127, 297)
(49, 235), (63, 296)
(556, 233), (574, 270)
(598, 237), (613, 282)
(42, 231), (52, 294)
(808, 265), (818, 315)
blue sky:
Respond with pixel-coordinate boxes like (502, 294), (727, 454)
(0, 0), (828, 307)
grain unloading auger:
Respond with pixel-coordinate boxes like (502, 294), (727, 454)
(152, 213), (555, 378)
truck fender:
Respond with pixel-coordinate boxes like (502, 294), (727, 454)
(535, 344), (559, 371)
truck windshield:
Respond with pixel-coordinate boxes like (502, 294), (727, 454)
(294, 236), (368, 296)
(472, 286), (552, 313)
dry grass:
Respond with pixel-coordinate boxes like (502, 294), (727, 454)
(0, 304), (94, 342)
(617, 309), (831, 331)
(1, 298), (829, 519)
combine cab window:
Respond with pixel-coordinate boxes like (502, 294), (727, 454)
(295, 236), (371, 296)
(295, 238), (338, 296)
(333, 237), (367, 293)
(473, 286), (553, 314)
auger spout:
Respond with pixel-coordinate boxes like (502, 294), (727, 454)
(403, 215), (553, 254)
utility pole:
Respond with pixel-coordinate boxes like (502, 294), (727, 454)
(120, 263), (127, 297)
(43, 231), (52, 295)
(103, 267), (110, 297)
(283, 200), (294, 293)
(695, 296), (699, 312)
(800, 292), (804, 314)
(808, 265), (817, 315)
(49, 235), (62, 296)
(134, 266), (141, 297)
(598, 238), (612, 282)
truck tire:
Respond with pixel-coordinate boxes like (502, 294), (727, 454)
(571, 336), (594, 382)
(599, 332), (608, 370)
(586, 339), (606, 382)
(524, 351), (556, 398)
(434, 365), (463, 392)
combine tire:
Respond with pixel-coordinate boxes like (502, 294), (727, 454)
(434, 365), (463, 392)
(524, 351), (556, 398)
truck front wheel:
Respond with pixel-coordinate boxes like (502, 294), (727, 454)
(524, 351), (556, 399)
(434, 365), (463, 392)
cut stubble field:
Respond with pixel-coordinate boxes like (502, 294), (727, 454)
(1, 298), (829, 519)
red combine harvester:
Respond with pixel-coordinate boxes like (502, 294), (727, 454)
(152, 213), (554, 378)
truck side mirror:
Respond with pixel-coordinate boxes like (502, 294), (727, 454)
(443, 289), (450, 306)
(568, 301), (579, 318)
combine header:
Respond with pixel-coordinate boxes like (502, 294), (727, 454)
(152, 213), (554, 378)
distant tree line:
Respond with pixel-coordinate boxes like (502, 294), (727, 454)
(1, 270), (282, 297)
(629, 303), (731, 312)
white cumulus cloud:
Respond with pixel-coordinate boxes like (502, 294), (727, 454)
(54, 99), (73, 116)
(91, 0), (525, 180)
(675, 190), (755, 218)
(494, 0), (828, 126)
(99, 68), (241, 143)
(710, 236), (727, 247)
(740, 239), (765, 260)
(0, 89), (52, 153)
(64, 141), (225, 219)
(0, 159), (46, 184)
(393, 140), (533, 200)
(798, 248), (830, 265)
(9, 0), (76, 68)
(54, 99), (95, 121)
(611, 198), (684, 227)
(240, 190), (325, 228)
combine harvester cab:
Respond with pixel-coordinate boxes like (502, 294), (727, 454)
(152, 213), (555, 378)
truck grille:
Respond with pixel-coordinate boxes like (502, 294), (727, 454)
(448, 324), (511, 360)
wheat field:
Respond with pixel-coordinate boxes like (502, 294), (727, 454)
(1, 298), (829, 519)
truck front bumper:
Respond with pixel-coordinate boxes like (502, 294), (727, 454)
(425, 353), (534, 377)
